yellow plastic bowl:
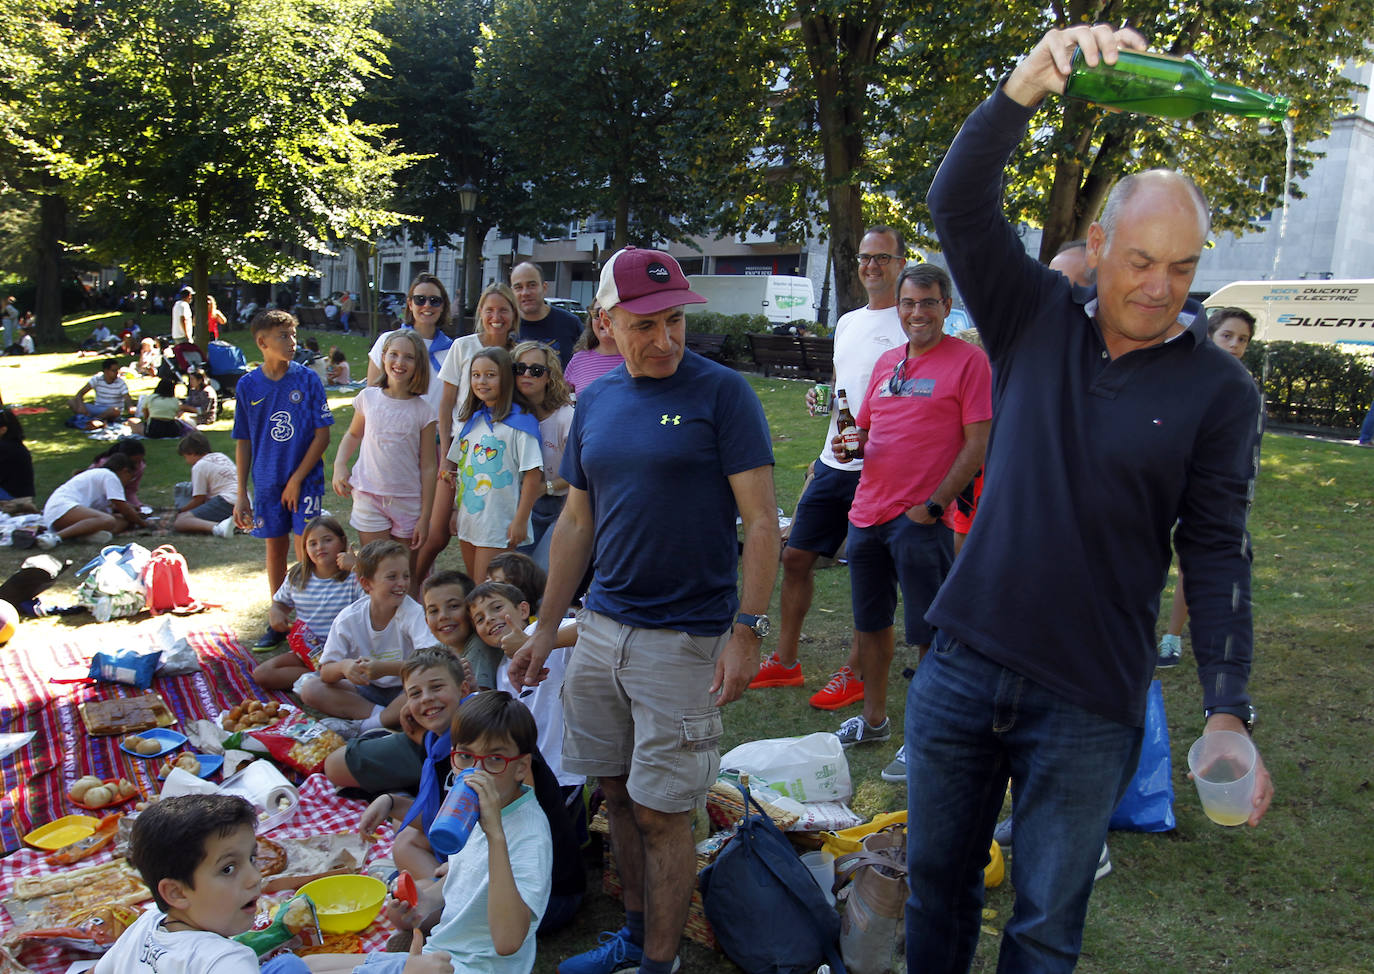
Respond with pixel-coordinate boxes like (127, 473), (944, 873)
(297, 875), (387, 934)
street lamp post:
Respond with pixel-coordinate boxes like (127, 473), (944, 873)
(458, 181), (479, 330)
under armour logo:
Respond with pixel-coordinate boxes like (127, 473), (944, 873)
(661, 414), (681, 426)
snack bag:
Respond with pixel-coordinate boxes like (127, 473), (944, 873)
(287, 619), (323, 671)
(1, 904), (139, 954)
(248, 712), (346, 775)
(233, 892), (322, 956)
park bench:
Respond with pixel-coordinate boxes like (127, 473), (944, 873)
(746, 333), (832, 380)
(686, 332), (728, 363)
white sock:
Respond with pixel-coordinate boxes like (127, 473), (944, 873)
(359, 705), (384, 732)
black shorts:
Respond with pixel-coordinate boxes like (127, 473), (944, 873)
(342, 732), (426, 795)
(785, 462), (861, 558)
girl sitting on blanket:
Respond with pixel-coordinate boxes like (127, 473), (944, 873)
(250, 516), (362, 692)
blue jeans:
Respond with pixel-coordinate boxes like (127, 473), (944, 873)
(1359, 400), (1374, 443)
(904, 633), (1141, 974)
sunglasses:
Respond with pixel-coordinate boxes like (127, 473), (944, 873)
(410, 294), (444, 307)
(450, 749), (527, 774)
(513, 363), (549, 378)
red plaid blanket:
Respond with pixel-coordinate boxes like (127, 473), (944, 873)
(0, 775), (399, 972)
(0, 627), (295, 855)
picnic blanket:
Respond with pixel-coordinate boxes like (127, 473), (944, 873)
(0, 627), (297, 856)
(0, 775), (398, 973)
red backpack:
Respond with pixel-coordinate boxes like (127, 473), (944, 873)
(140, 545), (198, 615)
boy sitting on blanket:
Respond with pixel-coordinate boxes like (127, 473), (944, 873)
(95, 793), (450, 974)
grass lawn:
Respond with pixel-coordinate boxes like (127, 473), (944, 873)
(2, 312), (1373, 972)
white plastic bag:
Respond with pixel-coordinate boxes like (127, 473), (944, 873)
(721, 731), (852, 803)
(152, 616), (201, 676)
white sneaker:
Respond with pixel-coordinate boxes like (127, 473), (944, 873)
(1094, 842), (1112, 882)
(88, 530), (113, 546)
(36, 531), (61, 550)
(213, 516), (236, 538)
(880, 745), (906, 782)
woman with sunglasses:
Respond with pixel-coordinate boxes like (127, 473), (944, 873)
(511, 341), (574, 568)
(411, 283), (521, 591)
(367, 273), (455, 420)
(562, 305), (625, 394)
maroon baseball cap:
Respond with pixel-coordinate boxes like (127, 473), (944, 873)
(596, 247), (707, 315)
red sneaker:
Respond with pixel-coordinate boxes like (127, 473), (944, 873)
(809, 665), (864, 710)
(749, 652), (804, 689)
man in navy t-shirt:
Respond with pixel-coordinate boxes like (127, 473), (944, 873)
(510, 262), (584, 367)
(511, 248), (778, 974)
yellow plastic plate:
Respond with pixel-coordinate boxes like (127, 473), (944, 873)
(23, 814), (99, 851)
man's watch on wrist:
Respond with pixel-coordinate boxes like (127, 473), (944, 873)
(735, 613), (771, 639)
(924, 499), (944, 520)
(1205, 704), (1256, 734)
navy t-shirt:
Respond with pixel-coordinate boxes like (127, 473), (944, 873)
(518, 307), (583, 367)
(562, 351), (773, 634)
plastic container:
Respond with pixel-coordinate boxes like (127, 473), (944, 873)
(428, 768), (480, 857)
(800, 849), (836, 906)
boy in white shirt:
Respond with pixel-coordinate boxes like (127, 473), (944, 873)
(98, 793), (450, 974)
(299, 539), (435, 733)
(173, 430), (241, 536)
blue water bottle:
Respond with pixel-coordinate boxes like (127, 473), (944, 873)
(428, 768), (480, 856)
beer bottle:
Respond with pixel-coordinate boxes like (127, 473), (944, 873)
(835, 389), (863, 461)
(1064, 49), (1290, 121)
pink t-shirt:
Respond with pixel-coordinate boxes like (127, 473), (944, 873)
(349, 386), (435, 500)
(849, 336), (992, 529)
(563, 349), (625, 393)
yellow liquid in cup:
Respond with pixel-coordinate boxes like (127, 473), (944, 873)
(1203, 806), (1250, 827)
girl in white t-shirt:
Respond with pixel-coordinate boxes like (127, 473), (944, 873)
(332, 329), (438, 564)
(448, 345), (542, 583)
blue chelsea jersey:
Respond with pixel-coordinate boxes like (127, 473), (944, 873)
(232, 362), (334, 487)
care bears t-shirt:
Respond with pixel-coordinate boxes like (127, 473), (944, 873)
(450, 417), (542, 549)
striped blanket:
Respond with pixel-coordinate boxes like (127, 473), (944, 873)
(0, 627), (294, 855)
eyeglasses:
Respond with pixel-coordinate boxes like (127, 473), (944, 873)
(899, 297), (946, 312)
(513, 362), (549, 378)
(857, 253), (897, 266)
(410, 294), (444, 307)
(450, 749), (527, 774)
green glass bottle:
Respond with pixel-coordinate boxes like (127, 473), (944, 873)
(1063, 49), (1291, 121)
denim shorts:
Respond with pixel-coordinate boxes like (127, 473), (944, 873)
(847, 513), (953, 645)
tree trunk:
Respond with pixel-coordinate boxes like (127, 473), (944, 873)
(799, 6), (887, 315)
(613, 195), (630, 252)
(353, 240), (372, 326)
(192, 249), (209, 348)
(33, 190), (65, 346)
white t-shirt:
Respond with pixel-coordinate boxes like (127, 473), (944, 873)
(497, 619), (582, 787)
(171, 299), (193, 340)
(435, 333), (490, 433)
(536, 405), (574, 497)
(92, 907), (259, 974)
(451, 416), (543, 549)
(818, 305), (906, 472)
(319, 595), (434, 688)
(369, 328), (452, 419)
(191, 452), (238, 504)
(425, 786), (552, 974)
(87, 372), (130, 413)
(43, 468), (124, 525)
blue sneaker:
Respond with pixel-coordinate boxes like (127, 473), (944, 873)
(558, 928), (642, 974)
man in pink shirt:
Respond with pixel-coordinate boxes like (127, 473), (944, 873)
(832, 264), (991, 774)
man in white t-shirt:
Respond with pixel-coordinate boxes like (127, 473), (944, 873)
(171, 286), (194, 343)
(70, 358), (133, 424)
(750, 226), (908, 709)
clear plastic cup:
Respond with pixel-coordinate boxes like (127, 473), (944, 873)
(1187, 731), (1257, 826)
(800, 849), (836, 907)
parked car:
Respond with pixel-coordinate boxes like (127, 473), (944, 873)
(547, 297), (585, 315)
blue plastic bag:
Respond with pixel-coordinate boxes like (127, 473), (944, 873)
(88, 649), (162, 690)
(1110, 679), (1175, 832)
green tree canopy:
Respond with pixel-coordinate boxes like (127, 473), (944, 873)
(475, 0), (786, 251)
(14, 0), (420, 332)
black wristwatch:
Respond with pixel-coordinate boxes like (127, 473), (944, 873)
(1205, 704), (1256, 734)
(735, 613), (771, 639)
(924, 499), (945, 520)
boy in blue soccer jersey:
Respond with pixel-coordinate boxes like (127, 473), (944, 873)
(233, 309), (335, 648)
